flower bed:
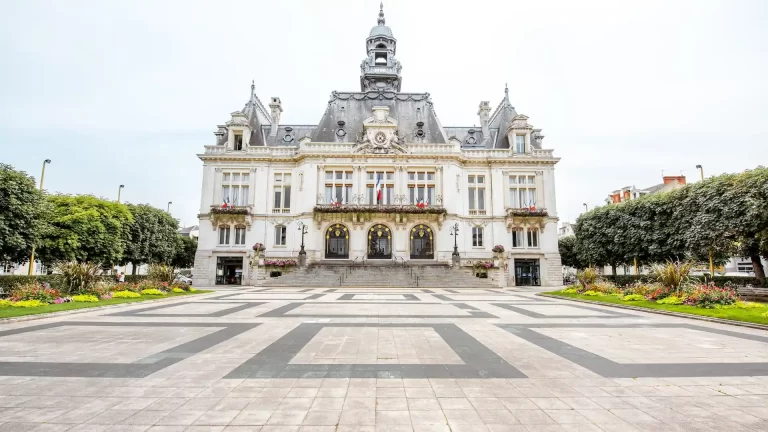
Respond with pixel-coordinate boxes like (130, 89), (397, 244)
(0, 280), (208, 319)
(547, 284), (768, 325)
(264, 259), (298, 267)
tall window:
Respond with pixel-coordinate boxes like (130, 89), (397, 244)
(515, 135), (525, 153)
(511, 228), (524, 248)
(468, 175), (486, 215)
(218, 226), (231, 245)
(234, 132), (243, 151)
(273, 173), (292, 213)
(408, 171), (435, 205)
(366, 171), (394, 205)
(274, 225), (287, 246)
(325, 170), (353, 204)
(509, 174), (536, 208)
(472, 226), (484, 247)
(527, 228), (539, 248)
(234, 226), (246, 245)
(221, 172), (250, 206)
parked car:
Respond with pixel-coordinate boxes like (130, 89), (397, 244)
(174, 275), (192, 286)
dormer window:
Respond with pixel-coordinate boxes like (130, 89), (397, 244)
(376, 43), (387, 49)
(375, 52), (387, 65)
(234, 132), (243, 151)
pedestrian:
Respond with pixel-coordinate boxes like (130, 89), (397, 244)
(119, 272), (125, 283)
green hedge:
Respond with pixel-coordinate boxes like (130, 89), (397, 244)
(601, 274), (763, 287)
(0, 275), (149, 290)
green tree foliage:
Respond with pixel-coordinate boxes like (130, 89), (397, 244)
(0, 164), (49, 264)
(574, 167), (768, 285)
(172, 235), (198, 269)
(122, 204), (179, 272)
(36, 195), (132, 265)
(558, 236), (582, 269)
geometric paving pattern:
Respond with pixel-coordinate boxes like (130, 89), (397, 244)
(2, 285), (768, 431)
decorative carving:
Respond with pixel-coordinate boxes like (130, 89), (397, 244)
(456, 174), (461, 192)
(299, 172), (304, 191)
(354, 106), (408, 155)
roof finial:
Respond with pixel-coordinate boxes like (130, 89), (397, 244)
(251, 80), (255, 96)
(504, 83), (510, 103)
(378, 2), (385, 26)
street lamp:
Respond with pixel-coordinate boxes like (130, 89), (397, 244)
(297, 221), (308, 266)
(117, 185), (125, 203)
(449, 223), (460, 257)
(695, 164), (704, 181)
(28, 159), (51, 275)
(167, 201), (173, 213)
(583, 203), (588, 212)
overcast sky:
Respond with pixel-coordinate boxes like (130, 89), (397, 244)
(2, 0), (766, 226)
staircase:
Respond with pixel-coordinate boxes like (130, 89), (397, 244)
(262, 263), (499, 288)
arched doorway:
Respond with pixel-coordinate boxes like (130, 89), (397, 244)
(410, 224), (434, 259)
(325, 224), (349, 259)
(367, 224), (392, 259)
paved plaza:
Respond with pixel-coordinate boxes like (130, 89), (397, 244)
(2, 287), (768, 431)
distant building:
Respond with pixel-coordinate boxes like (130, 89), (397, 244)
(558, 222), (575, 239)
(178, 225), (199, 239)
(607, 175), (686, 204)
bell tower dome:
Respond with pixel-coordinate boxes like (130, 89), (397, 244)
(360, 3), (402, 92)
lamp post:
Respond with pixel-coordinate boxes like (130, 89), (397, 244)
(117, 185), (125, 203)
(167, 201), (172, 213)
(449, 222), (460, 267)
(297, 221), (308, 266)
(583, 203), (588, 212)
(28, 159), (51, 275)
(695, 164), (704, 181)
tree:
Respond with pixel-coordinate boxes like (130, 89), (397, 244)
(172, 235), (198, 269)
(0, 164), (50, 264)
(37, 194), (133, 265)
(574, 205), (628, 274)
(727, 168), (768, 285)
(558, 236), (583, 269)
(122, 204), (179, 273)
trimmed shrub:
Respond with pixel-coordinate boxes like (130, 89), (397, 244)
(562, 288), (579, 294)
(140, 289), (166, 296)
(71, 295), (99, 303)
(583, 290), (602, 296)
(112, 291), (141, 299)
(11, 299), (44, 307)
(622, 294), (645, 301)
(172, 287), (185, 293)
(0, 299), (11, 307)
(656, 296), (683, 305)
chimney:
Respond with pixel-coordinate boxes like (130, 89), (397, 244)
(269, 97), (283, 137)
(477, 101), (491, 138)
(663, 175), (686, 186)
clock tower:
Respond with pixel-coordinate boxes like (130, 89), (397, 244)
(360, 3), (402, 92)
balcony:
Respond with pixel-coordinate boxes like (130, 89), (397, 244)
(272, 208), (291, 214)
(468, 210), (487, 216)
(505, 207), (551, 233)
(205, 205), (253, 230)
(312, 204), (447, 228)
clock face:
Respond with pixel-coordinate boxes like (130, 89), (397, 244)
(375, 131), (387, 144)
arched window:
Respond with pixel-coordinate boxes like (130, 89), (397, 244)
(326, 224), (349, 259)
(376, 43), (387, 49)
(218, 225), (231, 245)
(368, 224), (391, 259)
(410, 225), (434, 259)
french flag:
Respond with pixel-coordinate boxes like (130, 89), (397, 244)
(375, 174), (382, 203)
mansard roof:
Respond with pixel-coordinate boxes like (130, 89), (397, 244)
(310, 91), (446, 144)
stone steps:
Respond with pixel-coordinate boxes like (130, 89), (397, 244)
(262, 264), (499, 288)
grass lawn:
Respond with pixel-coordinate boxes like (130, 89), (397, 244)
(0, 290), (212, 319)
(545, 290), (768, 325)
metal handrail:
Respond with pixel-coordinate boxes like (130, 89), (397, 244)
(415, 276), (420, 287)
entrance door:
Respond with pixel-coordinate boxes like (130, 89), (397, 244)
(410, 224), (434, 259)
(367, 224), (391, 259)
(514, 259), (540, 286)
(326, 224), (349, 259)
(216, 256), (243, 285)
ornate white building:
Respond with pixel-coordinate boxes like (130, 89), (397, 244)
(194, 5), (561, 287)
